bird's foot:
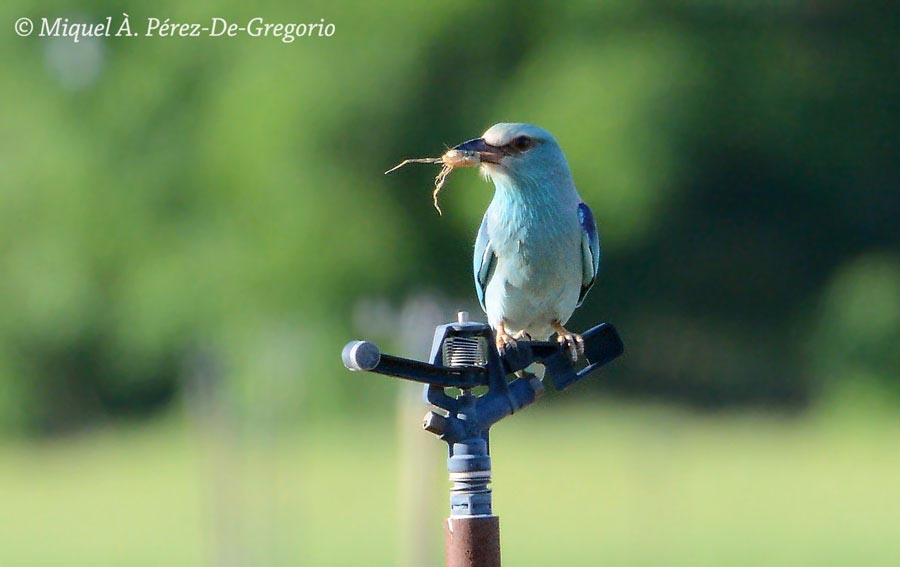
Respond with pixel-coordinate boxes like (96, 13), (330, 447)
(511, 330), (532, 341)
(495, 322), (531, 353)
(494, 322), (517, 354)
(552, 321), (584, 362)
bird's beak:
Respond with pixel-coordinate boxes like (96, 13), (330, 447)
(452, 138), (506, 165)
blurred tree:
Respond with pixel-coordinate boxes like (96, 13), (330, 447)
(0, 0), (896, 433)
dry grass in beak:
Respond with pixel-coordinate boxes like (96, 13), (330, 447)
(385, 149), (481, 215)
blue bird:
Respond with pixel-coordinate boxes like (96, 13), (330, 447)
(452, 123), (600, 360)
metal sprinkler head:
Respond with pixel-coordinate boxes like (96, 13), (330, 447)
(342, 312), (623, 566)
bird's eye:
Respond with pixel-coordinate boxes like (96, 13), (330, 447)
(512, 136), (533, 151)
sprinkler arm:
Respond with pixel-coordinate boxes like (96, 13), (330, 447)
(342, 322), (623, 392)
(343, 322), (624, 442)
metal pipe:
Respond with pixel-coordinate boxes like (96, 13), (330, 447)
(445, 516), (501, 567)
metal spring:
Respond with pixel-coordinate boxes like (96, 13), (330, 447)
(442, 335), (488, 367)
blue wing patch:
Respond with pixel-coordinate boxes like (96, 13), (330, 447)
(473, 213), (496, 312)
(577, 203), (601, 306)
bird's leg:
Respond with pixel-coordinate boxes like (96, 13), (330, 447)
(511, 330), (532, 341)
(494, 320), (517, 353)
(552, 320), (584, 362)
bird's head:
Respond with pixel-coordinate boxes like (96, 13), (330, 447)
(451, 123), (572, 189)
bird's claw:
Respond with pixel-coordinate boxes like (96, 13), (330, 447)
(557, 333), (584, 362)
(495, 328), (532, 354)
(553, 324), (584, 362)
(495, 321), (532, 354)
(495, 330), (517, 353)
(512, 330), (532, 341)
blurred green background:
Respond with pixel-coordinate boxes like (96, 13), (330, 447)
(2, 1), (898, 565)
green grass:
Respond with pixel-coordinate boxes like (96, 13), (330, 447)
(1, 400), (899, 566)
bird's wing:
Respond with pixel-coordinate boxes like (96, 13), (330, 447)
(577, 202), (601, 306)
(473, 212), (496, 312)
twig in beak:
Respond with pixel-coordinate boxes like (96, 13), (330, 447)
(384, 157), (443, 174)
(385, 149), (481, 215)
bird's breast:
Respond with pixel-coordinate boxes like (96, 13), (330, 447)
(479, 162), (585, 336)
(484, 200), (583, 335)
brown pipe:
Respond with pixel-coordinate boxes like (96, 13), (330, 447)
(445, 515), (501, 567)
